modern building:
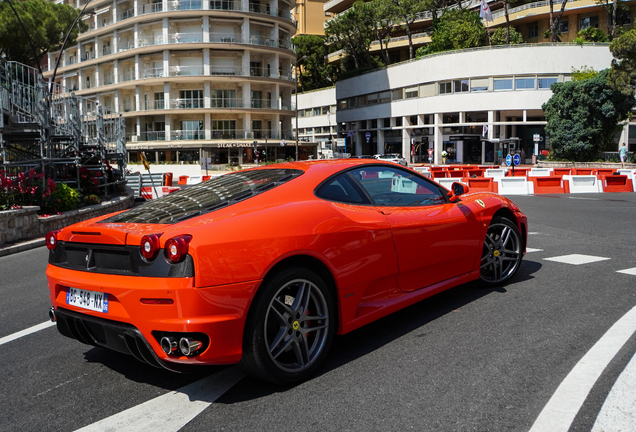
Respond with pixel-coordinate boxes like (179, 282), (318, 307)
(44, 0), (321, 167)
(293, 0), (332, 36)
(296, 44), (633, 165)
(324, 0), (636, 64)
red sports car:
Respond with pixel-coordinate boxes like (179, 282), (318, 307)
(46, 159), (527, 384)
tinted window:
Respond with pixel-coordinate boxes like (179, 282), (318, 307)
(103, 168), (302, 224)
(350, 166), (446, 207)
(316, 173), (368, 204)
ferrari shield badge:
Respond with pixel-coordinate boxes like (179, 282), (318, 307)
(476, 199), (485, 208)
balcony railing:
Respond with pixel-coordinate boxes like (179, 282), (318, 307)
(120, 101), (135, 112)
(251, 98), (272, 109)
(210, 0), (242, 11)
(168, 0), (203, 11)
(209, 65), (241, 75)
(136, 36), (165, 47)
(140, 131), (166, 141)
(211, 129), (244, 139)
(169, 32), (204, 43)
(120, 8), (135, 21)
(81, 52), (96, 62)
(142, 3), (162, 15)
(169, 65), (203, 76)
(102, 46), (113, 56)
(102, 73), (114, 86)
(170, 98), (205, 109)
(142, 67), (165, 78)
(119, 70), (136, 82)
(210, 98), (241, 108)
(144, 100), (166, 110)
(172, 130), (205, 140)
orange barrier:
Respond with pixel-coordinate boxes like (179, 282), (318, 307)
(465, 169), (485, 177)
(507, 168), (529, 177)
(431, 170), (448, 179)
(552, 168), (572, 176)
(164, 172), (173, 186)
(202, 175), (211, 181)
(575, 168), (593, 175)
(479, 165), (499, 169)
(141, 186), (181, 200)
(602, 175), (634, 192)
(530, 176), (566, 194)
(595, 168), (616, 176)
(448, 170), (464, 178)
(430, 166), (446, 172)
(177, 175), (189, 185)
(465, 177), (498, 193)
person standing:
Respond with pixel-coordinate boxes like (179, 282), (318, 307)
(619, 142), (628, 168)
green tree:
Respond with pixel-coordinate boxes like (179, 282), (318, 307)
(607, 28), (636, 95)
(292, 35), (336, 91)
(574, 27), (609, 44)
(0, 0), (87, 67)
(542, 69), (633, 161)
(370, 0), (398, 65)
(325, 1), (376, 71)
(391, 0), (428, 60)
(490, 27), (524, 45)
(546, 0), (569, 42)
(416, 8), (488, 56)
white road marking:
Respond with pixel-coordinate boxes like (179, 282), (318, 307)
(544, 254), (610, 265)
(526, 248), (543, 253)
(74, 367), (245, 432)
(529, 304), (636, 432)
(591, 350), (636, 431)
(528, 232), (541, 235)
(0, 321), (56, 346)
(617, 267), (636, 276)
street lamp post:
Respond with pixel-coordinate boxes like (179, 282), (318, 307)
(294, 56), (308, 161)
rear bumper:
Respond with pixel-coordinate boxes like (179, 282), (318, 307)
(47, 264), (261, 369)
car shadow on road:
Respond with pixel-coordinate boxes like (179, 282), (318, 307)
(218, 259), (543, 400)
(78, 259), (541, 398)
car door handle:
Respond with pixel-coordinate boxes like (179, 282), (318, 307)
(380, 210), (392, 216)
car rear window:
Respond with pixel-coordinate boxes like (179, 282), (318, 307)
(102, 168), (302, 224)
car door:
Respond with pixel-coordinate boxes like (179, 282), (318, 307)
(350, 165), (482, 293)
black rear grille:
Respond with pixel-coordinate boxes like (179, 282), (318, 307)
(49, 242), (194, 277)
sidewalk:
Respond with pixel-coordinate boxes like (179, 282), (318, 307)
(0, 237), (46, 258)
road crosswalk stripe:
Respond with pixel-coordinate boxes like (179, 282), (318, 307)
(0, 321), (55, 346)
(74, 367), (245, 432)
(617, 267), (636, 276)
(543, 254), (610, 265)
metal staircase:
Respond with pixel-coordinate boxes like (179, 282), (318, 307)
(0, 60), (126, 194)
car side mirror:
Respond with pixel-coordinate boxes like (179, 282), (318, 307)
(448, 182), (469, 202)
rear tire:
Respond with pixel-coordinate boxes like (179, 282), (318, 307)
(480, 216), (523, 285)
(239, 266), (336, 385)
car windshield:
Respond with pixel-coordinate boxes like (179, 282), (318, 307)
(102, 168), (302, 224)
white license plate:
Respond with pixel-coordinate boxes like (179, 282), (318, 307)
(66, 287), (109, 313)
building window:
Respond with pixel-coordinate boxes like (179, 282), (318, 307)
(395, 117), (403, 127)
(179, 89), (203, 108)
(392, 89), (403, 101)
(515, 78), (535, 90)
(379, 91), (391, 103)
(383, 118), (391, 128)
(443, 113), (459, 124)
(212, 120), (236, 138)
(538, 77), (558, 89)
(454, 79), (469, 93)
(405, 87), (418, 98)
(322, 106), (330, 115)
(494, 78), (513, 91)
(528, 22), (539, 39)
(314, 107), (321, 116)
(210, 89), (233, 108)
(367, 93), (378, 105)
(439, 82), (452, 94)
(410, 115), (418, 126)
(470, 78), (489, 92)
(559, 20), (569, 33)
(579, 16), (599, 30)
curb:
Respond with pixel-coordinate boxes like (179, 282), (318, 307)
(0, 238), (46, 258)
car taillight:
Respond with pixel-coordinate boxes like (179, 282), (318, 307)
(140, 234), (162, 261)
(46, 230), (60, 250)
(164, 235), (192, 263)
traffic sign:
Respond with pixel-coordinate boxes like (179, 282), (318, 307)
(506, 154), (512, 166)
(365, 132), (371, 143)
(533, 134), (540, 142)
(513, 154), (521, 166)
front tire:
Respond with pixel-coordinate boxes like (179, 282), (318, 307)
(480, 217), (523, 285)
(240, 266), (336, 384)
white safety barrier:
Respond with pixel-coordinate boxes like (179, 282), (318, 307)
(186, 175), (202, 185)
(617, 169), (636, 191)
(563, 175), (603, 193)
(484, 168), (507, 179)
(528, 168), (553, 177)
(494, 177), (533, 195)
(435, 178), (467, 189)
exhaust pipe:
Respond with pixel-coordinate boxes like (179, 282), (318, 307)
(179, 337), (202, 356)
(160, 337), (178, 354)
(49, 307), (56, 323)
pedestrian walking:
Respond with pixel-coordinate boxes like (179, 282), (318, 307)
(619, 142), (628, 168)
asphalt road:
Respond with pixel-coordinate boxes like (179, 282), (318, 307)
(1, 192), (636, 432)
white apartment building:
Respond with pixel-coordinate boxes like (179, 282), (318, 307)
(45, 0), (318, 166)
(296, 44), (629, 165)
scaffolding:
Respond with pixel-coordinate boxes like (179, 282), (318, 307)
(0, 60), (126, 194)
